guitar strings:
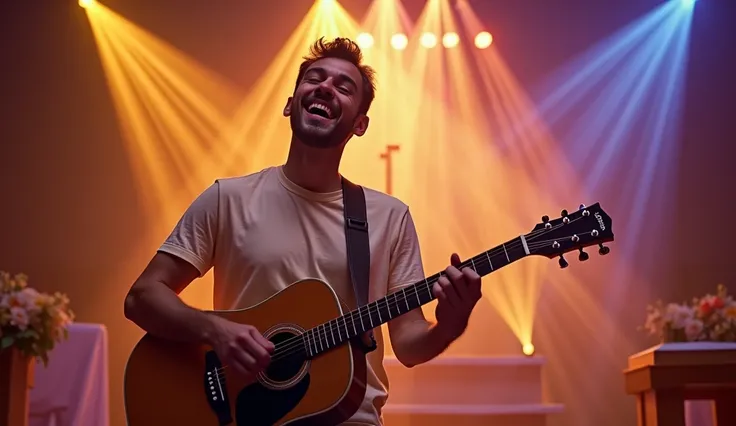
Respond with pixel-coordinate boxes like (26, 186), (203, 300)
(216, 214), (592, 372)
(265, 231), (593, 364)
(232, 217), (585, 367)
(262, 215), (590, 363)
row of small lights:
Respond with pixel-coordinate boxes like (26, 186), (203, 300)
(356, 31), (493, 50)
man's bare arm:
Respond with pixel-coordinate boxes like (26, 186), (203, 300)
(123, 252), (218, 344)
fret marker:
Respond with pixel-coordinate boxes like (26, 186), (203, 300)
(470, 257), (477, 272)
(520, 234), (530, 255)
(402, 288), (410, 311)
(415, 286), (421, 305)
(502, 243), (510, 262)
(358, 306), (365, 330)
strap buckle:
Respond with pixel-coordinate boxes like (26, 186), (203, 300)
(346, 217), (368, 232)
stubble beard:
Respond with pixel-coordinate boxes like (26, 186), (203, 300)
(290, 108), (353, 149)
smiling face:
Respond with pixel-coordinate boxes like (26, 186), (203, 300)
(283, 57), (370, 149)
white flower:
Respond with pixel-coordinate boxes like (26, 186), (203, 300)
(17, 287), (41, 314)
(664, 303), (693, 329)
(9, 306), (29, 331)
(644, 310), (662, 334)
(684, 318), (704, 341)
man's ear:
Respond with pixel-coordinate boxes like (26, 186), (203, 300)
(352, 115), (370, 137)
(283, 97), (293, 117)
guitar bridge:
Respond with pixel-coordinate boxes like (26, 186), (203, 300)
(204, 350), (233, 425)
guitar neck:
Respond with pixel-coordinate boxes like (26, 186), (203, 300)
(300, 234), (531, 358)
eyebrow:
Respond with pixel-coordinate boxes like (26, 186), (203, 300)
(305, 67), (358, 90)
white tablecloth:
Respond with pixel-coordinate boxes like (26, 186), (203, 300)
(687, 400), (714, 426)
(29, 323), (109, 426)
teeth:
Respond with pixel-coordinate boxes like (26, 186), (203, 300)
(308, 103), (332, 119)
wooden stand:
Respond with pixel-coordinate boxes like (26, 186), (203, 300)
(0, 347), (34, 426)
(624, 342), (736, 426)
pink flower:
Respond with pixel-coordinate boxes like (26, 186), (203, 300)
(9, 306), (29, 330)
(17, 287), (41, 314)
(684, 318), (704, 341)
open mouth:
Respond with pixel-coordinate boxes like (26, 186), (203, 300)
(305, 102), (334, 120)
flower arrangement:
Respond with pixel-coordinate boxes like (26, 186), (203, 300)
(0, 271), (75, 366)
(642, 284), (736, 343)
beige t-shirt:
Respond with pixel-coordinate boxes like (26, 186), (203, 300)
(158, 165), (426, 425)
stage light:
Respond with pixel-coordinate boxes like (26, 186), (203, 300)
(522, 343), (535, 356)
(420, 32), (437, 48)
(79, 0), (95, 8)
(390, 33), (408, 50)
(680, 0), (696, 7)
(475, 31), (493, 49)
(442, 32), (460, 48)
(356, 32), (374, 49)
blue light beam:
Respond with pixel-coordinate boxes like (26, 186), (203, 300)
(528, 0), (693, 265)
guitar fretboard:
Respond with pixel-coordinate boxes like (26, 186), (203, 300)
(295, 235), (531, 358)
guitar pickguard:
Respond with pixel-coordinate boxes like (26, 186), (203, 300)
(235, 372), (310, 425)
(203, 330), (311, 426)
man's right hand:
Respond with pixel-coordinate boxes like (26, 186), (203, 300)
(207, 316), (275, 382)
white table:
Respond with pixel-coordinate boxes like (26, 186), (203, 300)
(28, 323), (109, 426)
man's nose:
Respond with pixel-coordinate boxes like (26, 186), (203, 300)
(315, 81), (335, 98)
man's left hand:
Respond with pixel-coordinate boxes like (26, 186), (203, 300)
(432, 253), (482, 340)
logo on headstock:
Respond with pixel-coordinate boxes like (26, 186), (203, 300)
(594, 212), (606, 231)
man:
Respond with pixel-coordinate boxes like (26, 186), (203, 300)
(123, 37), (482, 425)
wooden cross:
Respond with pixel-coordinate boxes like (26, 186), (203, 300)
(379, 144), (400, 195)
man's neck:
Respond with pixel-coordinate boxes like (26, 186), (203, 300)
(282, 138), (345, 193)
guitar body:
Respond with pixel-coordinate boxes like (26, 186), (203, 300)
(124, 278), (368, 426)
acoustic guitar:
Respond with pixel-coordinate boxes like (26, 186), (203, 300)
(123, 203), (614, 425)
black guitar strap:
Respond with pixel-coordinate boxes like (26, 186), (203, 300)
(341, 177), (377, 354)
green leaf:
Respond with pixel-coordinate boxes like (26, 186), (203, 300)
(1, 335), (15, 349)
(16, 329), (39, 339)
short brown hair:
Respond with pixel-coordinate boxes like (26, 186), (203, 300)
(295, 37), (377, 114)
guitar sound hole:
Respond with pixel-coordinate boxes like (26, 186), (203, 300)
(264, 331), (307, 383)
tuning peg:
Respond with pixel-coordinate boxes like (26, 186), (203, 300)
(558, 254), (569, 269)
(578, 248), (589, 261)
(561, 209), (570, 223)
(542, 215), (549, 223)
(598, 244), (610, 255)
(578, 204), (586, 210)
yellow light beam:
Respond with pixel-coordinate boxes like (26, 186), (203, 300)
(84, 3), (242, 230)
(222, 0), (364, 174)
(84, 3), (245, 308)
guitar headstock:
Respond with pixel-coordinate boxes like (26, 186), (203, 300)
(525, 203), (614, 268)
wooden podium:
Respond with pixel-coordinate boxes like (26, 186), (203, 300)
(0, 348), (34, 426)
(624, 342), (736, 426)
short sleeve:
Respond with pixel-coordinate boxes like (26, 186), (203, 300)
(388, 208), (426, 292)
(158, 181), (220, 277)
